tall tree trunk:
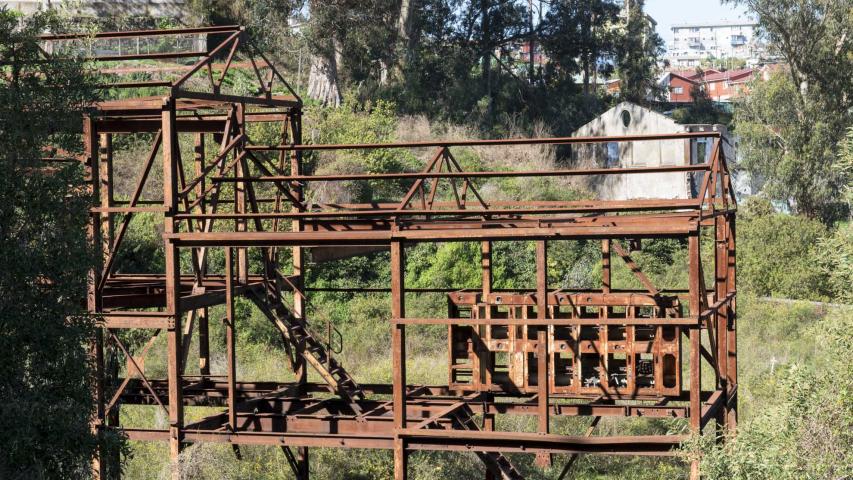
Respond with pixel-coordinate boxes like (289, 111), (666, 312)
(528, 0), (534, 84)
(393, 0), (417, 81)
(397, 0), (416, 54)
(307, 38), (343, 107)
(481, 0), (493, 122)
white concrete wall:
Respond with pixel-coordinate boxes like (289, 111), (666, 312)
(572, 102), (691, 200)
(1, 1), (48, 15)
(0, 0), (188, 17)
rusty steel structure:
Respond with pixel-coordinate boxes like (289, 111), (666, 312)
(43, 26), (737, 479)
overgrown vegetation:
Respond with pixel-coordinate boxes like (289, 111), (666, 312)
(690, 302), (853, 480)
(1, 0), (852, 478)
(188, 0), (664, 135)
(726, 0), (852, 223)
(0, 9), (104, 479)
(101, 103), (852, 479)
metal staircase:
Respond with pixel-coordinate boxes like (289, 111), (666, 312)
(248, 273), (365, 413)
(448, 405), (524, 480)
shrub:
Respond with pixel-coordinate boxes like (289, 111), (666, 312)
(694, 306), (853, 480)
(815, 223), (853, 303)
(737, 198), (830, 300)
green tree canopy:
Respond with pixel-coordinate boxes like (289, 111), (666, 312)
(727, 0), (853, 222)
(0, 9), (100, 478)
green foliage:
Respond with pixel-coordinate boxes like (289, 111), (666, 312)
(0, 9), (105, 479)
(727, 0), (852, 222)
(302, 1), (660, 135)
(407, 242), (481, 289)
(838, 127), (853, 211)
(670, 79), (732, 127)
(733, 297), (828, 418)
(815, 223), (853, 304)
(735, 72), (849, 222)
(700, 56), (746, 71)
(614, 0), (664, 104)
(187, 0), (303, 50)
(694, 305), (853, 480)
(539, 0), (621, 90)
(737, 197), (830, 300)
(305, 98), (419, 201)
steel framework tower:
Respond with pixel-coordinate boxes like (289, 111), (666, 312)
(42, 26), (737, 480)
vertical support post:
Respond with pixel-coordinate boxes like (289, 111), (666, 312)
(726, 214), (737, 431)
(479, 241), (492, 389)
(714, 214), (729, 433)
(99, 133), (114, 259)
(162, 98), (183, 470)
(535, 240), (551, 468)
(483, 404), (495, 480)
(193, 134), (210, 378)
(225, 248), (237, 430)
(391, 240), (407, 480)
(289, 111), (309, 478)
(688, 233), (702, 480)
(234, 104), (248, 284)
(86, 116), (107, 480)
(98, 131), (121, 478)
(602, 239), (611, 293)
(481, 241), (492, 296)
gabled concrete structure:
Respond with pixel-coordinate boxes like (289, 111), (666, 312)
(572, 102), (734, 200)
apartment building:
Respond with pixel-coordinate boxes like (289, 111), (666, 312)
(667, 21), (761, 67)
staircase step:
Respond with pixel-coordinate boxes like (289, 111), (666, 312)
(249, 277), (366, 412)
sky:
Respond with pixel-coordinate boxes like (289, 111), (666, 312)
(645, 0), (753, 49)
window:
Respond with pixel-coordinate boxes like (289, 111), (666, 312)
(606, 142), (619, 167)
(673, 86), (684, 94)
(620, 109), (631, 128)
(710, 82), (716, 91)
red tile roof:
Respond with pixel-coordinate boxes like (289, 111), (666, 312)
(701, 68), (754, 83)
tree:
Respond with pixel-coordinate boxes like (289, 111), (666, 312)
(737, 197), (830, 300)
(0, 9), (102, 478)
(540, 0), (621, 94)
(839, 127), (853, 211)
(614, 0), (663, 104)
(304, 0), (401, 105)
(726, 0), (853, 222)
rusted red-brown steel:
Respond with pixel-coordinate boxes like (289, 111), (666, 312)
(57, 25), (737, 480)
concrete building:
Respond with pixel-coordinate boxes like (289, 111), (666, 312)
(667, 21), (761, 67)
(571, 102), (735, 200)
(1, 0), (49, 14)
(0, 0), (187, 18)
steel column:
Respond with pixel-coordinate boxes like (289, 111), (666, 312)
(391, 240), (407, 480)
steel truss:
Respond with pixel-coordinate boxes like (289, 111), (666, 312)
(41, 26), (736, 480)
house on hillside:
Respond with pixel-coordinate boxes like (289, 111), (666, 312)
(659, 70), (700, 102)
(658, 67), (756, 103)
(701, 68), (754, 102)
(571, 102), (739, 200)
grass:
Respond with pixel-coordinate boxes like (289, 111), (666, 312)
(116, 294), (846, 479)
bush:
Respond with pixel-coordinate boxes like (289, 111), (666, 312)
(694, 306), (853, 480)
(737, 198), (830, 300)
(815, 223), (853, 303)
